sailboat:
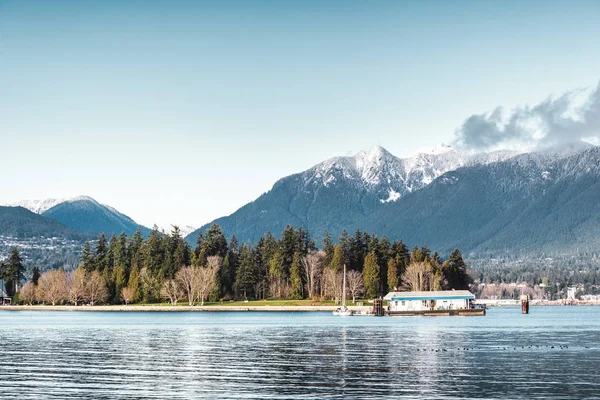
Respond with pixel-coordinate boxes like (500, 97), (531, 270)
(333, 264), (353, 316)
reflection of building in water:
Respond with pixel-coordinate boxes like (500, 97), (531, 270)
(384, 290), (475, 312)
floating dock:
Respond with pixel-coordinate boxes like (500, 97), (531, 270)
(387, 307), (486, 317)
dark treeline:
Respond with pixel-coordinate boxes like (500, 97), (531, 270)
(13, 224), (472, 305)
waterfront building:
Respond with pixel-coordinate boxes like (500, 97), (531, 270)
(384, 290), (475, 312)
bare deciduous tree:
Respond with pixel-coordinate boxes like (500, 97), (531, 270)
(322, 268), (343, 302)
(302, 250), (324, 299)
(86, 270), (108, 306)
(121, 287), (134, 305)
(161, 279), (183, 306)
(19, 281), (37, 305)
(198, 264), (218, 305)
(402, 262), (442, 292)
(68, 267), (87, 306)
(346, 270), (364, 303)
(176, 266), (200, 306)
(38, 269), (69, 306)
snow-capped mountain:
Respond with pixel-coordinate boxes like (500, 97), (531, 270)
(357, 145), (600, 256)
(296, 144), (517, 204)
(187, 145), (519, 244)
(4, 195), (150, 237)
(8, 198), (65, 214)
(159, 224), (197, 238)
(186, 143), (600, 257)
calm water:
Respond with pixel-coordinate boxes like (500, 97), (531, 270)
(0, 307), (599, 399)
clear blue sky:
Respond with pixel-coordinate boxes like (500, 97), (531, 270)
(1, 0), (599, 228)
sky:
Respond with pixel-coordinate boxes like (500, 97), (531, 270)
(1, 0), (599, 228)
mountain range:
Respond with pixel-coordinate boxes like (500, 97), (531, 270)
(188, 142), (600, 258)
(355, 146), (600, 256)
(3, 142), (600, 261)
(186, 145), (518, 243)
(4, 196), (150, 238)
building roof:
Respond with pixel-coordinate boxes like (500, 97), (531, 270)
(384, 290), (475, 301)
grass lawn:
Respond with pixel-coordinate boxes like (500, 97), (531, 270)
(127, 299), (369, 307)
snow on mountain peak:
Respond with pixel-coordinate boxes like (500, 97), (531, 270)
(354, 146), (399, 186)
(302, 144), (519, 204)
(6, 195), (101, 214)
(8, 198), (65, 214)
(159, 224), (197, 237)
(69, 195), (98, 203)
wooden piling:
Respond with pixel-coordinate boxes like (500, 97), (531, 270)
(520, 294), (529, 314)
(372, 298), (385, 316)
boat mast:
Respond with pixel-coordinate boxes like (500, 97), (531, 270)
(342, 264), (346, 307)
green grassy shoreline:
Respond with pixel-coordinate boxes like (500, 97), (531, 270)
(0, 299), (371, 312)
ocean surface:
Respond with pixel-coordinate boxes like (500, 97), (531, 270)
(0, 307), (599, 399)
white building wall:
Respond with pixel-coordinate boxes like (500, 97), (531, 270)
(389, 298), (469, 311)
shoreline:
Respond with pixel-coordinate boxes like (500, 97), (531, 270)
(0, 304), (368, 312)
(2, 302), (600, 312)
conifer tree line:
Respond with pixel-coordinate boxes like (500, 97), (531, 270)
(14, 224), (472, 305)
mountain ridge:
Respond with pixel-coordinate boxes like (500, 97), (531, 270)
(186, 145), (520, 244)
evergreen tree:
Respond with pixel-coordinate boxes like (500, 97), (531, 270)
(322, 230), (334, 267)
(113, 264), (127, 302)
(81, 240), (94, 272)
(162, 240), (175, 279)
(410, 245), (430, 263)
(106, 234), (118, 274)
(392, 241), (410, 286)
(220, 236), (239, 297)
(377, 236), (392, 294)
(329, 244), (344, 273)
(173, 240), (190, 273)
(387, 257), (399, 291)
(269, 251), (286, 281)
(279, 225), (299, 275)
(128, 230), (145, 275)
(5, 248), (26, 296)
(144, 227), (164, 274)
(201, 224), (228, 259)
(443, 249), (472, 290)
(113, 233), (129, 273)
(338, 229), (352, 265)
(256, 233), (277, 299)
(32, 266), (41, 286)
(349, 229), (367, 271)
(194, 231), (205, 264)
(103, 267), (116, 304)
(95, 234), (108, 272)
(289, 252), (304, 299)
(298, 228), (316, 255)
(128, 263), (140, 303)
(236, 244), (257, 299)
(363, 251), (381, 299)
(129, 230), (144, 255)
(221, 254), (233, 297)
